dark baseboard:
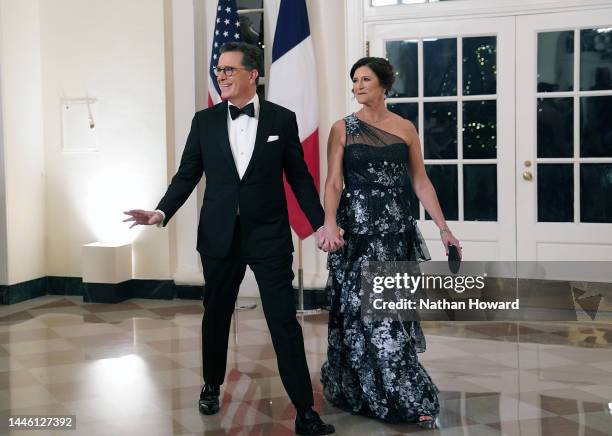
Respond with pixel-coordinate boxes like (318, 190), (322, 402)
(83, 281), (133, 304)
(48, 276), (84, 296)
(0, 276), (176, 305)
(0, 276), (326, 310)
(176, 284), (204, 300)
(293, 287), (327, 309)
(0, 277), (47, 305)
(83, 279), (176, 303)
(130, 279), (175, 300)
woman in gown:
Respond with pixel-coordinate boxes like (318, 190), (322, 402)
(318, 57), (462, 428)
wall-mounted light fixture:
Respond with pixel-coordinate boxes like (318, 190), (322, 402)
(60, 96), (99, 152)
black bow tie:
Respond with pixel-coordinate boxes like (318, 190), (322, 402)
(229, 103), (255, 120)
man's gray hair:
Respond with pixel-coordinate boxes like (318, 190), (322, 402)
(219, 42), (263, 84)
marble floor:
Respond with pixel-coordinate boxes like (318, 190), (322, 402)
(1, 295), (611, 435)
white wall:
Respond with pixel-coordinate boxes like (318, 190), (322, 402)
(0, 0), (347, 288)
(0, 0), (46, 285)
(39, 0), (171, 280)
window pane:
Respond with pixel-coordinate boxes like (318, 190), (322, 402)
(581, 164), (612, 223)
(580, 96), (612, 157)
(537, 164), (573, 222)
(580, 28), (612, 91)
(240, 13), (264, 53)
(388, 102), (418, 127)
(237, 0), (263, 9)
(425, 165), (458, 220)
(424, 102), (457, 159)
(537, 31), (574, 92)
(537, 97), (573, 158)
(463, 100), (497, 159)
(463, 36), (497, 96)
(424, 38), (457, 96)
(464, 164), (497, 221)
(386, 40), (418, 98)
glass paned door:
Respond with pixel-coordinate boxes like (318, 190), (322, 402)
(386, 36), (498, 223)
(367, 17), (516, 261)
(517, 9), (612, 267)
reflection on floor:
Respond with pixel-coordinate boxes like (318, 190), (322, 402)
(1, 296), (611, 435)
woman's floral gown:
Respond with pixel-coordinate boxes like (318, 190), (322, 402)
(321, 114), (440, 422)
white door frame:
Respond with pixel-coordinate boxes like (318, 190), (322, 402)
(360, 0), (612, 22)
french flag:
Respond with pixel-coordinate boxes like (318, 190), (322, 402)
(268, 0), (320, 240)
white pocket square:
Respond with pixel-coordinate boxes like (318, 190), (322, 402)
(267, 135), (279, 142)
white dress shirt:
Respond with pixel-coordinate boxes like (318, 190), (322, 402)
(228, 93), (259, 179)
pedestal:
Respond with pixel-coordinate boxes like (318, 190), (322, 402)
(82, 242), (132, 303)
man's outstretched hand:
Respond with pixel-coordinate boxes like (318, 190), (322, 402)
(123, 210), (163, 228)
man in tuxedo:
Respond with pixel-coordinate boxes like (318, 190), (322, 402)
(124, 42), (338, 435)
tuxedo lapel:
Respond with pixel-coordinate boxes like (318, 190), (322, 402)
(241, 100), (275, 183)
(213, 101), (240, 182)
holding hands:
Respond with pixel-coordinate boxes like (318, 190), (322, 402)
(316, 224), (345, 253)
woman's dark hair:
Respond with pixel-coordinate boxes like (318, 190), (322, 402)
(219, 42), (263, 84)
(350, 57), (395, 94)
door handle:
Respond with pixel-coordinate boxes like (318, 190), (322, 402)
(522, 171), (533, 181)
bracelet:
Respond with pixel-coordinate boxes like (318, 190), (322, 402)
(439, 226), (452, 237)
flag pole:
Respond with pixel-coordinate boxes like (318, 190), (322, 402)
(298, 238), (304, 311)
(296, 235), (323, 316)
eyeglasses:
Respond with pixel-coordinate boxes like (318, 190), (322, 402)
(213, 66), (249, 77)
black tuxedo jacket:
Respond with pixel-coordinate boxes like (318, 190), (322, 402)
(156, 99), (324, 259)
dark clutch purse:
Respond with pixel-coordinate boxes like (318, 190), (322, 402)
(448, 244), (461, 274)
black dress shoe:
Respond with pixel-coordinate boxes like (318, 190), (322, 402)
(198, 384), (220, 415)
(295, 409), (335, 435)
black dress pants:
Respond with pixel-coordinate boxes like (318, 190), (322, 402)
(200, 218), (314, 410)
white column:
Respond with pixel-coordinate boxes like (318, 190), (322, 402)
(0, 56), (7, 286)
(0, 0), (45, 286)
(169, 0), (202, 285)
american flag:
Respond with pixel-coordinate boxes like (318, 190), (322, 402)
(208, 0), (242, 107)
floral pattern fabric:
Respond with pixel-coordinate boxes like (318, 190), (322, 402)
(321, 114), (439, 423)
